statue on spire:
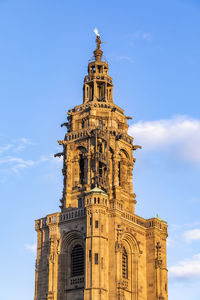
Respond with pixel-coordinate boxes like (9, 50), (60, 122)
(96, 35), (102, 50)
(93, 28), (103, 61)
(94, 28), (102, 50)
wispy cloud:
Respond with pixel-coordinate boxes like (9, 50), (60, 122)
(14, 138), (36, 152)
(0, 156), (36, 174)
(129, 30), (152, 42)
(0, 138), (35, 154)
(183, 229), (200, 242)
(116, 55), (134, 63)
(142, 33), (152, 41)
(169, 253), (200, 279)
(0, 144), (12, 154)
(111, 54), (134, 64)
(25, 243), (37, 254)
(0, 138), (57, 181)
(129, 115), (200, 163)
(0, 176), (7, 183)
(167, 237), (175, 248)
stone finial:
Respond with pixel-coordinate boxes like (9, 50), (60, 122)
(93, 33), (103, 61)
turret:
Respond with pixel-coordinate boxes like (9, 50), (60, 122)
(83, 34), (113, 103)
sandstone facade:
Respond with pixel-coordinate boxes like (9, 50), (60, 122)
(34, 35), (168, 300)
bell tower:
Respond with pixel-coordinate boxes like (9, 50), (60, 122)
(34, 32), (168, 300)
(57, 34), (137, 214)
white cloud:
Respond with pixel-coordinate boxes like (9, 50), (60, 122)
(0, 176), (7, 183)
(25, 243), (37, 254)
(0, 137), (62, 182)
(111, 55), (135, 64)
(0, 138), (35, 154)
(0, 144), (12, 154)
(117, 56), (134, 63)
(129, 115), (200, 163)
(20, 138), (35, 145)
(142, 33), (152, 41)
(183, 229), (200, 242)
(167, 237), (175, 247)
(14, 138), (35, 152)
(169, 253), (200, 279)
(0, 156), (36, 174)
(129, 31), (152, 42)
(1, 154), (55, 174)
(0, 137), (53, 178)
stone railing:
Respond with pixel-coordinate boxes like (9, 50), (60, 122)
(68, 102), (124, 115)
(84, 74), (112, 83)
(36, 208), (86, 230)
(36, 205), (167, 233)
(115, 206), (167, 232)
(121, 211), (146, 228)
(70, 275), (84, 286)
(65, 129), (88, 141)
(59, 208), (86, 223)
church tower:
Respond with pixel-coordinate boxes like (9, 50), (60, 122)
(34, 34), (168, 300)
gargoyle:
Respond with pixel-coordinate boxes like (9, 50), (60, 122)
(60, 122), (69, 127)
(54, 152), (64, 158)
(132, 145), (142, 150)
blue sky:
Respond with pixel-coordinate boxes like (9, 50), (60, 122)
(0, 0), (200, 299)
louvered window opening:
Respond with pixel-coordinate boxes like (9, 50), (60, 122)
(122, 247), (128, 279)
(71, 245), (84, 277)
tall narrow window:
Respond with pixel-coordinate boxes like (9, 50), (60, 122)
(118, 161), (121, 185)
(98, 66), (102, 73)
(89, 250), (92, 261)
(71, 245), (84, 277)
(109, 89), (111, 100)
(78, 199), (82, 208)
(79, 154), (84, 185)
(98, 85), (101, 100)
(95, 253), (99, 264)
(122, 247), (128, 279)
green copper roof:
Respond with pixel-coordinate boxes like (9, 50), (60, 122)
(87, 185), (108, 196)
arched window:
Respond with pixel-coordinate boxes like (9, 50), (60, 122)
(71, 245), (84, 277)
(122, 247), (128, 279)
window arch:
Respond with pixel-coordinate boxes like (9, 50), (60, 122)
(71, 244), (84, 277)
(122, 247), (128, 279)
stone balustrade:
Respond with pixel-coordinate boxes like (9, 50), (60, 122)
(84, 74), (112, 83)
(36, 206), (167, 234)
(59, 208), (86, 223)
(36, 208), (86, 230)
